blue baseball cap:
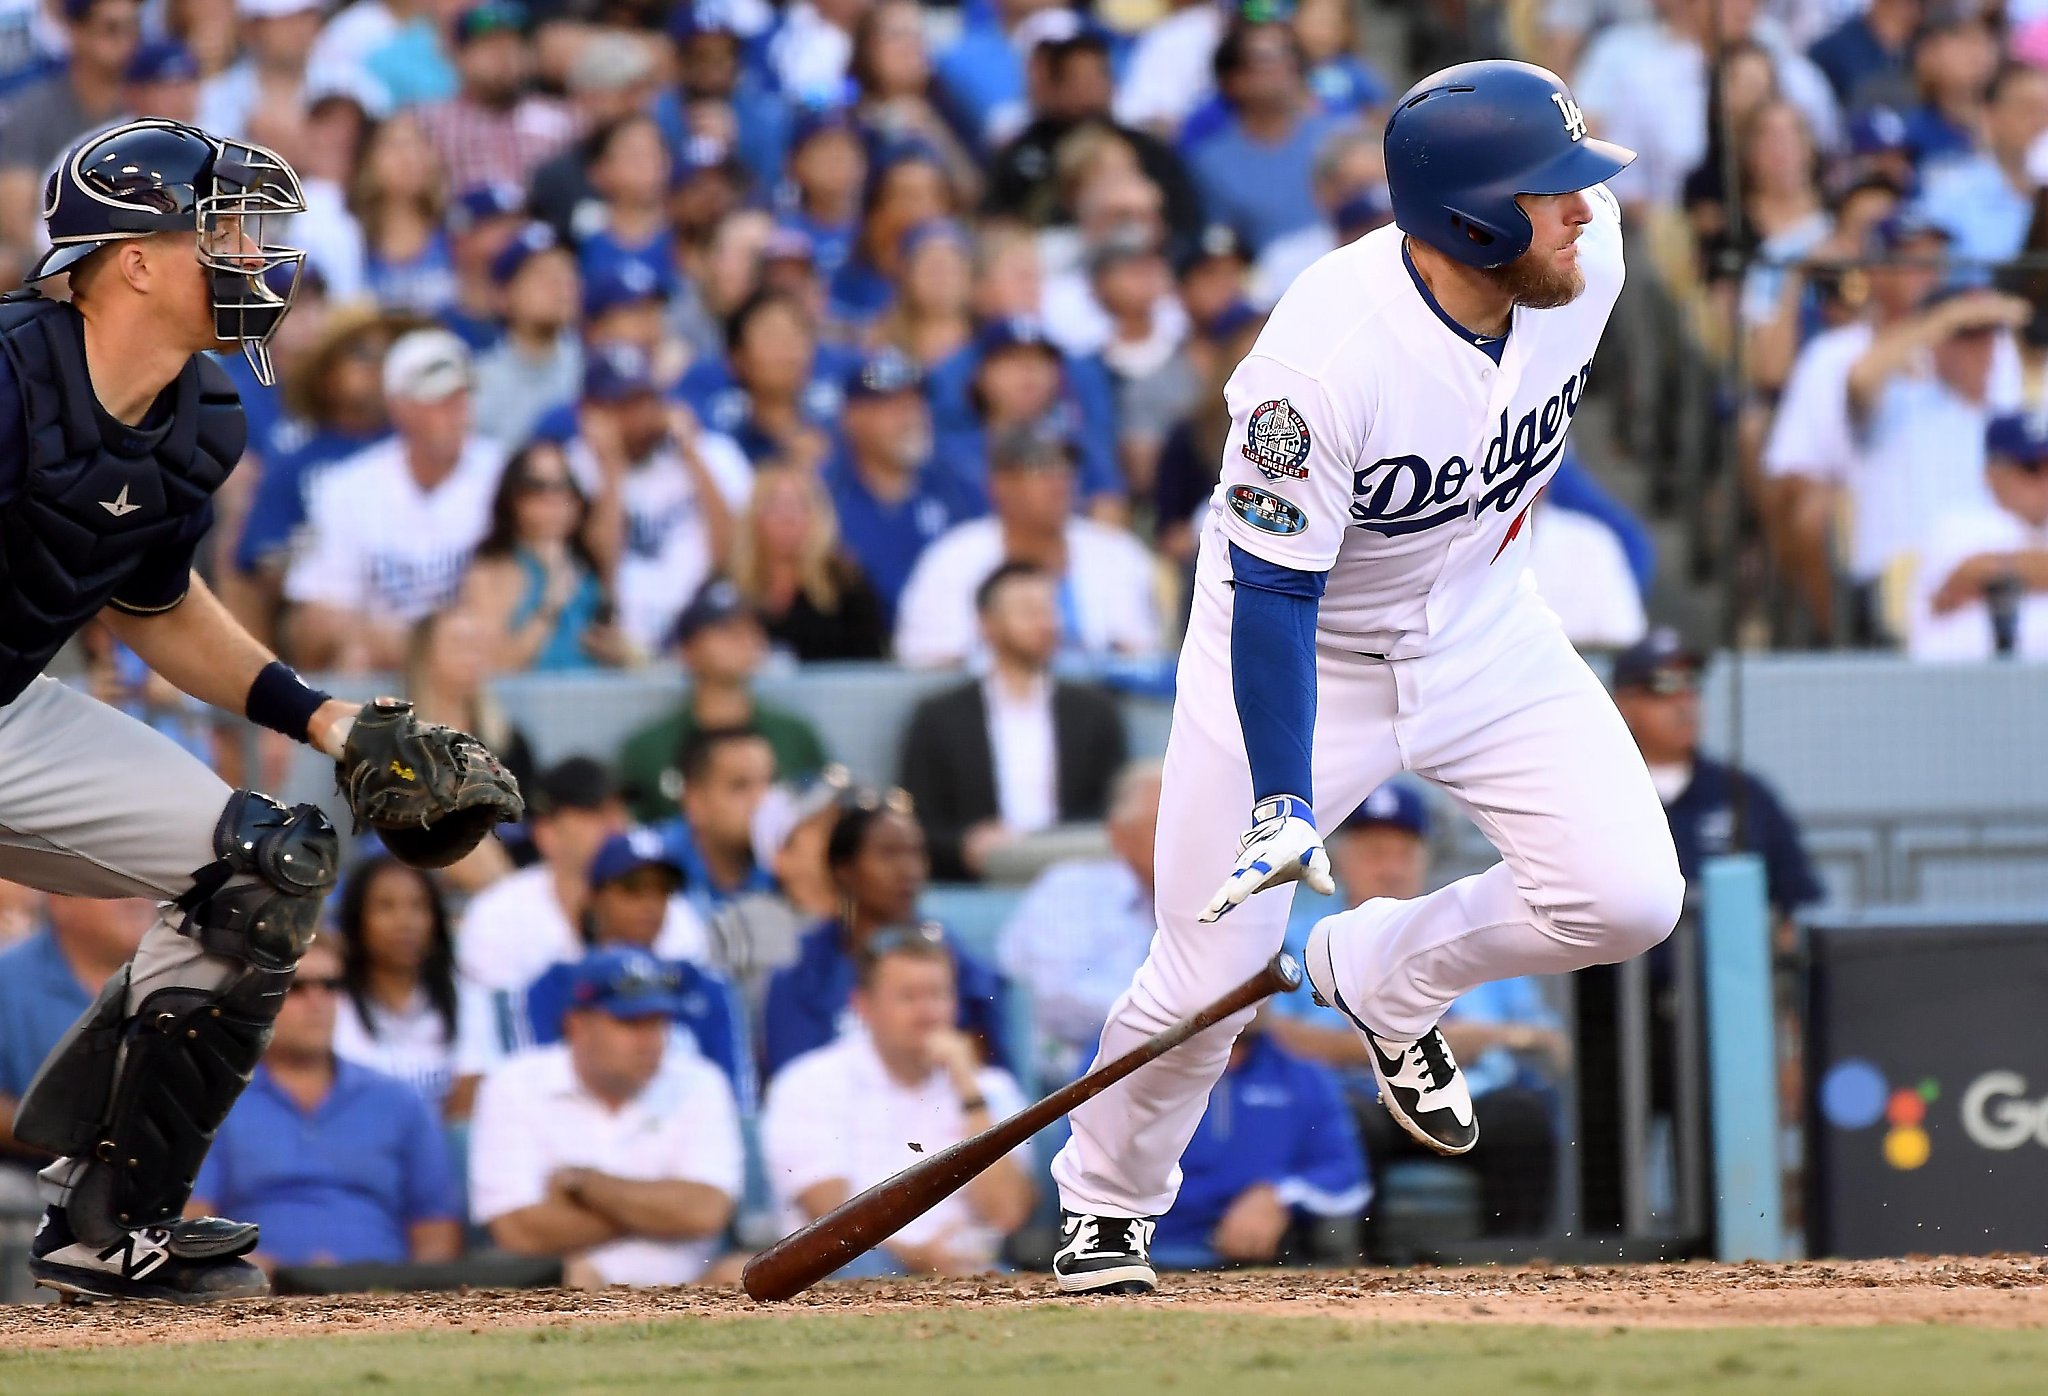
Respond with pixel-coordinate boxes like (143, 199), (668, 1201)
(1199, 298), (1264, 344)
(673, 576), (755, 644)
(1611, 625), (1702, 694)
(975, 315), (1061, 361)
(564, 946), (689, 1020)
(588, 828), (686, 889)
(792, 103), (858, 150)
(845, 346), (923, 400)
(1342, 782), (1430, 838)
(899, 217), (970, 263)
(448, 181), (525, 235)
(672, 132), (739, 186)
(1986, 412), (2048, 471)
(1869, 207), (1951, 254)
(583, 340), (660, 403)
(126, 40), (199, 85)
(455, 0), (527, 44)
(1849, 105), (1910, 156)
(1333, 186), (1393, 237)
(668, 0), (742, 43)
(489, 221), (563, 286)
(582, 257), (670, 319)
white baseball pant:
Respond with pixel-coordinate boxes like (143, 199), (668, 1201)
(1050, 567), (1683, 1219)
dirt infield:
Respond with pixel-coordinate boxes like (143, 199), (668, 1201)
(3, 1255), (2045, 1351)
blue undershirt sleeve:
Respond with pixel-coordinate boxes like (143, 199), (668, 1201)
(1228, 542), (1326, 810)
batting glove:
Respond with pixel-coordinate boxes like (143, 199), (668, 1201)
(1199, 795), (1335, 922)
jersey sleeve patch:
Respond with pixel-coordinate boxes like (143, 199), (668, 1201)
(1228, 484), (1308, 535)
(1242, 399), (1313, 480)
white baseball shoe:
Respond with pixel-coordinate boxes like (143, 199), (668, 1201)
(1052, 1212), (1157, 1295)
(1305, 916), (1478, 1156)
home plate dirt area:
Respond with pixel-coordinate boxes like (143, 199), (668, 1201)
(5, 1255), (2047, 1352)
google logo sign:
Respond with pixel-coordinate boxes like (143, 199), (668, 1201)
(1819, 1059), (1940, 1170)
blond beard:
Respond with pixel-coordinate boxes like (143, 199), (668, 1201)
(1483, 247), (1586, 309)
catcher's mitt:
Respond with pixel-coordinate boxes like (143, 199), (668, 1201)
(335, 698), (525, 868)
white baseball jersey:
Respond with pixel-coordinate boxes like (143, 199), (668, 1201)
(567, 432), (754, 653)
(285, 435), (507, 623)
(1209, 184), (1625, 657)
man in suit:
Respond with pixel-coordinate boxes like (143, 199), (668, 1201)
(899, 562), (1128, 881)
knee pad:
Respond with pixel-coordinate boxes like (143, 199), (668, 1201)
(175, 790), (339, 971)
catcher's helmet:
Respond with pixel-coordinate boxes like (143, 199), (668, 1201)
(1384, 60), (1635, 272)
(31, 119), (308, 385)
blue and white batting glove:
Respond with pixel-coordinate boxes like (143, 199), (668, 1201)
(1199, 795), (1334, 922)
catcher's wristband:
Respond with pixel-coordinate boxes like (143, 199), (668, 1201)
(246, 661), (332, 743)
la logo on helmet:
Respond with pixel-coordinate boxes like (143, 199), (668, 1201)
(1551, 92), (1588, 142)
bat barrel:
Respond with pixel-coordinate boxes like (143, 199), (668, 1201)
(741, 951), (1301, 1302)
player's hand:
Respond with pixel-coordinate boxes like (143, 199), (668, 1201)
(1199, 796), (1334, 922)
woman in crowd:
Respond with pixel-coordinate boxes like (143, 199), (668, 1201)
(333, 854), (475, 1119)
(458, 440), (625, 672)
(719, 288), (837, 470)
(574, 113), (677, 287)
(829, 143), (956, 329)
(873, 218), (976, 371)
(759, 794), (1015, 1082)
(849, 0), (981, 206)
(350, 111), (458, 317)
(731, 466), (888, 661)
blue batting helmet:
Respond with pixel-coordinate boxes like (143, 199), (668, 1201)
(1384, 60), (1635, 271)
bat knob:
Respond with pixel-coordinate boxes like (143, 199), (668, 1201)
(1269, 951), (1303, 992)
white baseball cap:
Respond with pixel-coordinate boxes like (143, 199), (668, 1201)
(382, 329), (472, 403)
(237, 0), (323, 18)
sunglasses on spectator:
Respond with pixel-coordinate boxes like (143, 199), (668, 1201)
(840, 783), (915, 816)
(517, 475), (576, 495)
(288, 976), (347, 996)
(859, 922), (947, 964)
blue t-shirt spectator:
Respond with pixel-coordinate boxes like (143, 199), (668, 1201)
(653, 73), (792, 190)
(925, 344), (1123, 505)
(193, 1061), (461, 1266)
(761, 921), (1018, 1082)
(1188, 111), (1347, 255)
(0, 928), (91, 1103)
(1807, 12), (1909, 108)
(1916, 155), (2032, 278)
(932, 19), (1027, 154)
(577, 225), (678, 294)
(364, 229), (459, 318)
(672, 343), (858, 449)
(656, 816), (779, 917)
(1900, 105), (1978, 170)
(1151, 1032), (1371, 1267)
(824, 449), (986, 623)
(215, 350), (286, 467)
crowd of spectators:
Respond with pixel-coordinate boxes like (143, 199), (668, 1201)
(0, 0), (1892, 1288)
(1528, 0), (2048, 656)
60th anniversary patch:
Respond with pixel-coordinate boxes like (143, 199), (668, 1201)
(1228, 484), (1307, 535)
(1242, 399), (1312, 479)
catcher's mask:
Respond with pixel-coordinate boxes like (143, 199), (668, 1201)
(32, 118), (309, 386)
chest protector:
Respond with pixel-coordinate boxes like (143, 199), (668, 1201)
(0, 295), (244, 704)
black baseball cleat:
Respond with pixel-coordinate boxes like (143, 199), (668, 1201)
(29, 1207), (270, 1303)
(1306, 918), (1478, 1156)
(1052, 1212), (1157, 1295)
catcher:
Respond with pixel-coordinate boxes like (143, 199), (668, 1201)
(1, 120), (520, 1303)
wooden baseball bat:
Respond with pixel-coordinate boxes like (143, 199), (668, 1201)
(741, 951), (1303, 1302)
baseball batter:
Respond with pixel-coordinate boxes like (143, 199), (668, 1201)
(0, 120), (521, 1302)
(1050, 61), (1684, 1293)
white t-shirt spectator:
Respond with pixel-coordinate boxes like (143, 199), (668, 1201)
(1848, 336), (2019, 582)
(454, 863), (709, 993)
(893, 517), (1162, 667)
(762, 1030), (1028, 1259)
(568, 434), (754, 654)
(1527, 505), (1648, 650)
(1762, 321), (1871, 484)
(331, 988), (463, 1112)
(285, 435), (507, 623)
(1908, 503), (2048, 661)
(469, 1039), (743, 1286)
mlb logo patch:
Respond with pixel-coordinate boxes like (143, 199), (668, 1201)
(1242, 399), (1312, 480)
